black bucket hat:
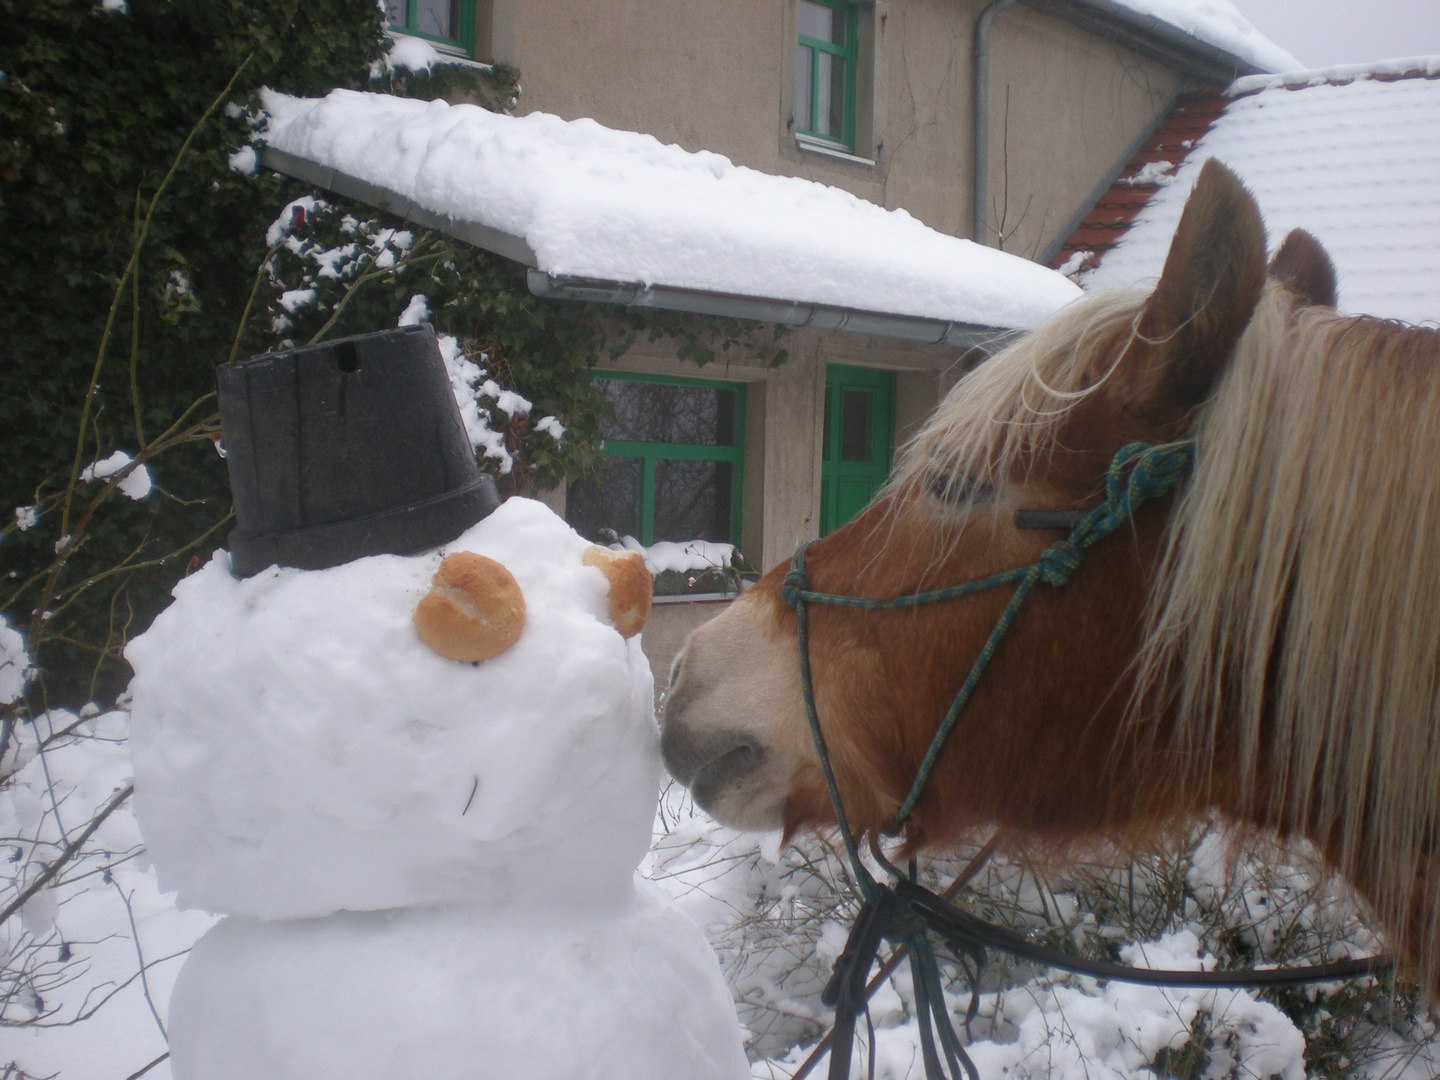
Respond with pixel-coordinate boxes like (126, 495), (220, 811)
(217, 324), (500, 578)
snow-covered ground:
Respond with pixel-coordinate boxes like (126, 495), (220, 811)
(8, 703), (1440, 1079)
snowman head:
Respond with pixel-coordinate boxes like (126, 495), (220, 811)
(412, 545), (652, 662)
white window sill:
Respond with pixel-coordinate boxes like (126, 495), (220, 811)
(652, 592), (739, 605)
(795, 134), (875, 167)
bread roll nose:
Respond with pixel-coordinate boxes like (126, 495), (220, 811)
(583, 546), (652, 638)
(413, 552), (526, 662)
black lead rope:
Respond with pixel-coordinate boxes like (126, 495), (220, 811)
(819, 881), (1393, 1080)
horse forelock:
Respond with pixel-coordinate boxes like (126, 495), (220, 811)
(1136, 285), (1440, 988)
(891, 289), (1150, 502)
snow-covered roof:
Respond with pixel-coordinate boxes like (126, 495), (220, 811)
(1100, 0), (1300, 74)
(1077, 60), (1440, 324)
(258, 89), (1081, 335)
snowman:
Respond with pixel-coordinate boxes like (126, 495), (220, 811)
(123, 327), (749, 1080)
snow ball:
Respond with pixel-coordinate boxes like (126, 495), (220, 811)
(13, 505), (38, 531)
(80, 450), (152, 500)
(125, 499), (659, 919)
(396, 293), (431, 326)
(167, 883), (748, 1080)
(0, 614), (35, 705)
(99, 0), (128, 12)
(227, 145), (258, 175)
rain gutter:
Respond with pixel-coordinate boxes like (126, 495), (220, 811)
(1021, 0), (1269, 84)
(972, 0), (1017, 248)
(260, 144), (1018, 352)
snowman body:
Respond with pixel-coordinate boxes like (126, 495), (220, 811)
(126, 499), (749, 1080)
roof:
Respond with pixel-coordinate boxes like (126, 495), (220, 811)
(257, 90), (1081, 339)
(1055, 58), (1440, 323)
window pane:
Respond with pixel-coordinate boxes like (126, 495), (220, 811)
(840, 390), (870, 461)
(597, 380), (738, 446)
(414, 0), (459, 39)
(654, 460), (734, 544)
(383, 0), (406, 28)
(796, 44), (813, 130)
(798, 1), (837, 43)
(814, 52), (845, 138)
(566, 458), (641, 544)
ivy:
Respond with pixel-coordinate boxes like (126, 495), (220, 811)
(1, 0), (786, 710)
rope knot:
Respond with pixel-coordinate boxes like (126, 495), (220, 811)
(1037, 539), (1084, 586)
(781, 566), (810, 608)
(782, 542), (814, 608)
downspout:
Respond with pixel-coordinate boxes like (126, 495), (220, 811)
(972, 0), (1016, 247)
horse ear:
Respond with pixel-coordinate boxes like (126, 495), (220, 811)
(1269, 228), (1338, 308)
(1136, 159), (1266, 421)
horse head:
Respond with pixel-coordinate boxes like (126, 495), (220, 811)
(664, 159), (1273, 837)
(663, 157), (1440, 995)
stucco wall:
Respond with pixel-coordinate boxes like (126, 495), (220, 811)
(481, 0), (1182, 250)
(985, 6), (1180, 259)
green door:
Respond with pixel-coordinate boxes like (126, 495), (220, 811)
(820, 364), (895, 535)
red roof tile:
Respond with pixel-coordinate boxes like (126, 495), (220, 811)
(1050, 91), (1227, 275)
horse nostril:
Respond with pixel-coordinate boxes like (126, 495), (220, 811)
(660, 722), (761, 789)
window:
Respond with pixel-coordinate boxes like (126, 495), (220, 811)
(383, 0), (474, 57)
(567, 374), (744, 549)
(796, 0), (857, 151)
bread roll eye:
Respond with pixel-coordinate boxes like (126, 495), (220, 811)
(582, 546), (652, 639)
(413, 552), (526, 662)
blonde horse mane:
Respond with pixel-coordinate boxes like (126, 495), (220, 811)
(899, 280), (1440, 986)
(1139, 286), (1440, 984)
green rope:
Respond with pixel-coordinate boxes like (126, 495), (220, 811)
(785, 441), (1194, 1080)
(783, 442), (1194, 869)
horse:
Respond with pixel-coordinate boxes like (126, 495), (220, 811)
(659, 159), (1440, 998)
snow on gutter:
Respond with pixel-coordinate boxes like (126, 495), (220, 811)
(257, 90), (1081, 348)
(1021, 0), (1292, 83)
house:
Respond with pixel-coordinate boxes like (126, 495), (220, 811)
(284, 1), (1299, 681)
(1053, 56), (1440, 323)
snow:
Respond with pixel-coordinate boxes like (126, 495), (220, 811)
(1084, 67), (1440, 324)
(1107, 0), (1300, 73)
(1, 615), (33, 705)
(79, 449), (152, 500)
(534, 415), (566, 440)
(2, 709), (216, 1080)
(386, 34), (442, 74)
(12, 505), (38, 531)
(616, 536), (735, 576)
(1230, 54), (1440, 95)
(125, 498), (659, 920)
(258, 89), (1082, 332)
(167, 884), (747, 1080)
(226, 144), (258, 175)
(396, 291), (431, 326)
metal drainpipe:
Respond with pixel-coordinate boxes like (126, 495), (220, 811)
(972, 0), (1016, 247)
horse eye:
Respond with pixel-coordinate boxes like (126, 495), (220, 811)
(927, 474), (996, 507)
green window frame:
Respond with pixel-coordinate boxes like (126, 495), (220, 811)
(796, 0), (858, 151)
(384, 0), (475, 57)
(577, 372), (745, 548)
